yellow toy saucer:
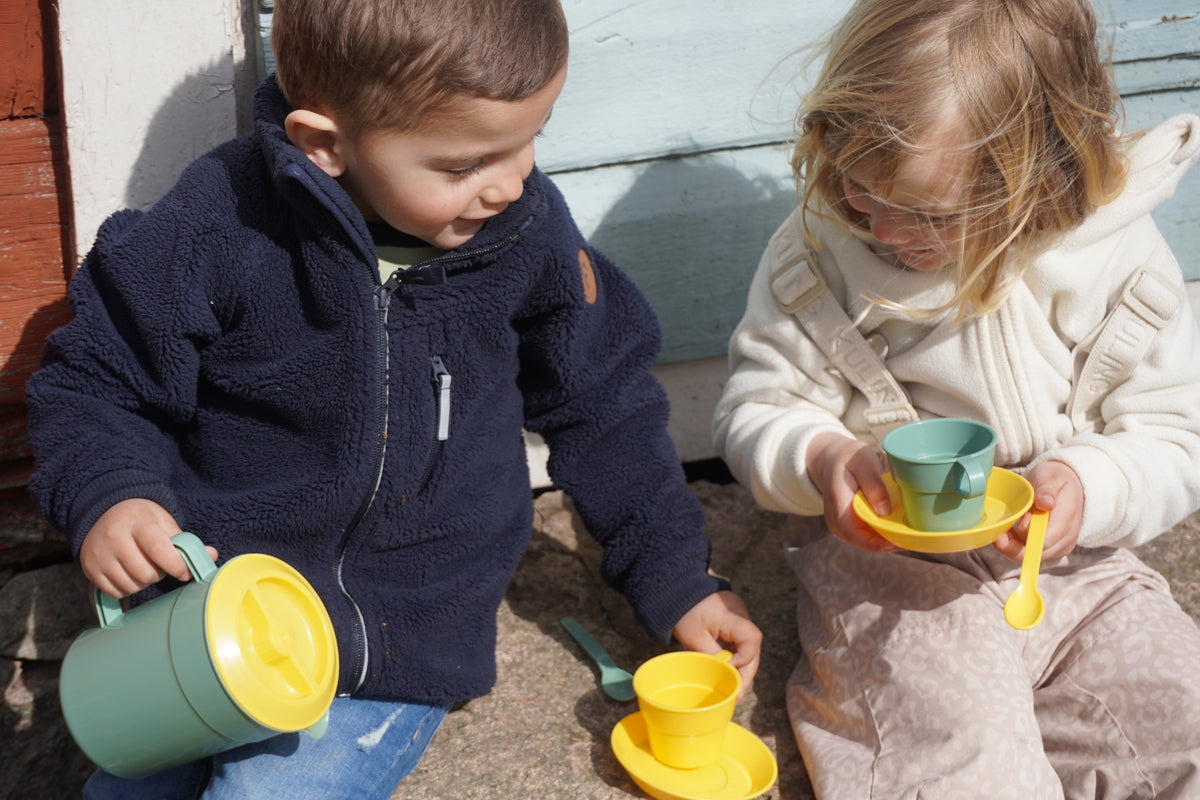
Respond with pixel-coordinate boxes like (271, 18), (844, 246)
(853, 468), (1034, 553)
(611, 712), (778, 800)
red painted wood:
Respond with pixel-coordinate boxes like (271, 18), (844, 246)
(0, 0), (46, 118)
(0, 0), (70, 487)
(0, 115), (71, 407)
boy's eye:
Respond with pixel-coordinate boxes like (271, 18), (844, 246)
(445, 162), (485, 181)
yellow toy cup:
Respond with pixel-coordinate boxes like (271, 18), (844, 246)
(632, 650), (740, 770)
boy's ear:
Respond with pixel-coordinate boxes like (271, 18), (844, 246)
(285, 110), (347, 178)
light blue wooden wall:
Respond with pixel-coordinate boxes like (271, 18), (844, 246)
(256, 2), (1200, 365)
(542, 0), (1200, 364)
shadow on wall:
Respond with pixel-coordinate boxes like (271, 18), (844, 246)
(581, 152), (797, 364)
(120, 52), (255, 214)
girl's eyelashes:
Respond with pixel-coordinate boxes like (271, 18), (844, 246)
(842, 173), (960, 228)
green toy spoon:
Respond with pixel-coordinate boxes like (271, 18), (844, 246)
(1003, 510), (1048, 630)
(561, 616), (636, 702)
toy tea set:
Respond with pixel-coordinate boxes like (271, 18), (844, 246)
(563, 618), (779, 800)
(59, 533), (339, 778)
(853, 417), (1049, 629)
(59, 417), (1035, 792)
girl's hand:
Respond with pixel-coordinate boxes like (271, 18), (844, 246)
(79, 498), (218, 598)
(806, 431), (899, 552)
(672, 591), (763, 696)
(992, 460), (1083, 563)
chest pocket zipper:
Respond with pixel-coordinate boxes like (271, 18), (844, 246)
(432, 356), (452, 440)
(419, 356), (452, 489)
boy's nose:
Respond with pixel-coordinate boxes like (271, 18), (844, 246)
(479, 171), (520, 208)
(496, 167), (525, 204)
(482, 154), (529, 208)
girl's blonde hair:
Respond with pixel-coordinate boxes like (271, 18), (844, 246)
(793, 0), (1127, 317)
(272, 0), (568, 135)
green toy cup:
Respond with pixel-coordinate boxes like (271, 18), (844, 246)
(881, 418), (997, 532)
(58, 533), (338, 778)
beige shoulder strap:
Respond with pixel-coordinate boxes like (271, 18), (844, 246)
(1067, 268), (1181, 433)
(767, 228), (918, 442)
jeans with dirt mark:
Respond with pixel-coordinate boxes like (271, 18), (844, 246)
(82, 697), (449, 800)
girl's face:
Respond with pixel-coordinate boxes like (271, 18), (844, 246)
(839, 128), (971, 272)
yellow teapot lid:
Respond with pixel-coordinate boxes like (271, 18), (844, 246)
(204, 554), (339, 732)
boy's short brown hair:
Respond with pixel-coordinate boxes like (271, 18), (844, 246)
(272, 0), (569, 134)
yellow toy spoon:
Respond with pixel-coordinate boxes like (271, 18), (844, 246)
(1003, 510), (1048, 630)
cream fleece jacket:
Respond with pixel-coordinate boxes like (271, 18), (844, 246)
(714, 114), (1200, 548)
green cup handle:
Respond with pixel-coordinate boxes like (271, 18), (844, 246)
(953, 459), (988, 499)
(94, 532), (218, 628)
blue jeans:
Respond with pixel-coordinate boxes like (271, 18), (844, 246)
(82, 697), (449, 800)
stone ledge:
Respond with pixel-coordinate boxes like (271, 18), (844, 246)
(3, 481), (1198, 799)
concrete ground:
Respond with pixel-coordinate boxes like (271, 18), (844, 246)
(13, 476), (1195, 798)
(392, 479), (1200, 800)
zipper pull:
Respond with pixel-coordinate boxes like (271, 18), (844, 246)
(375, 274), (401, 309)
(431, 356), (451, 440)
(374, 266), (448, 309)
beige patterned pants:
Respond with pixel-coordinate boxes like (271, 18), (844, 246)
(785, 529), (1200, 799)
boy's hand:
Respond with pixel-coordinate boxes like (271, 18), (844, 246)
(672, 590), (762, 696)
(80, 498), (218, 599)
(992, 460), (1083, 563)
(806, 431), (899, 552)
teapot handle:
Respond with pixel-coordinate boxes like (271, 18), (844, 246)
(94, 532), (219, 627)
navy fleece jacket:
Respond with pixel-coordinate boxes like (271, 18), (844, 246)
(26, 77), (722, 703)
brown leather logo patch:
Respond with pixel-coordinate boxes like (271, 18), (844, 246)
(579, 248), (597, 304)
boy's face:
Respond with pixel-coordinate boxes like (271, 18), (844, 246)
(331, 68), (567, 250)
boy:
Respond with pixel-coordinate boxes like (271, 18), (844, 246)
(28, 1), (762, 797)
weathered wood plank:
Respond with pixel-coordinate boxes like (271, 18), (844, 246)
(0, 0), (45, 118)
(552, 143), (796, 363)
(544, 1), (1200, 172)
(1104, 1), (1198, 24)
(1110, 11), (1200, 94)
(0, 115), (71, 408)
(541, 0), (835, 171)
(1124, 90), (1200, 279)
(552, 87), (1200, 363)
(0, 298), (71, 411)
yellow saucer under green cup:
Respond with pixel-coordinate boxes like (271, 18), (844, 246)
(853, 468), (1034, 553)
(611, 712), (778, 800)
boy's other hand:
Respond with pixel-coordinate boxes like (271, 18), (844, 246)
(807, 431), (899, 552)
(80, 498), (218, 599)
(672, 590), (762, 696)
(992, 459), (1083, 563)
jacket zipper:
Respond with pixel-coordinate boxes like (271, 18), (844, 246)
(418, 356), (452, 490)
(334, 233), (511, 691)
(334, 297), (388, 696)
(373, 230), (521, 309)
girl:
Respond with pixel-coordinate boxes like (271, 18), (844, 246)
(714, 0), (1200, 797)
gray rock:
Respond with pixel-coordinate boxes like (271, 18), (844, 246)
(0, 563), (95, 661)
(1, 658), (93, 799)
(4, 480), (1198, 799)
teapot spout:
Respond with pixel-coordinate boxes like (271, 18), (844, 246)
(303, 711), (329, 740)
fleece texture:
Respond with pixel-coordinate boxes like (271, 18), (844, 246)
(26, 77), (720, 703)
